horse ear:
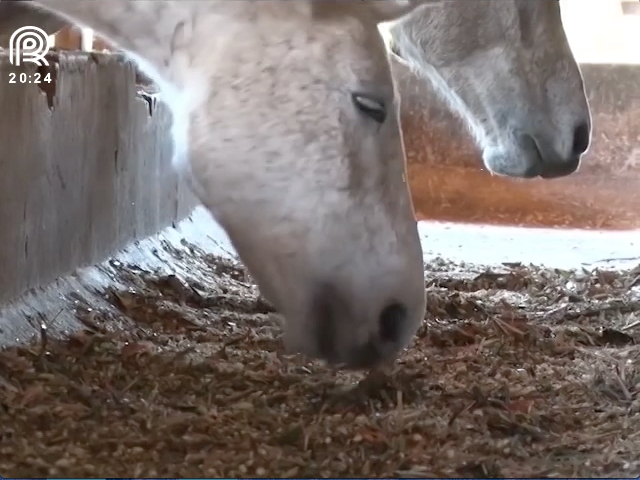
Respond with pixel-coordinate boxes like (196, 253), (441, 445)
(378, 22), (406, 62)
(365, 0), (441, 24)
(387, 36), (407, 63)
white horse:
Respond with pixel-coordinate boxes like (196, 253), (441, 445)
(386, 0), (592, 179)
(25, 0), (436, 369)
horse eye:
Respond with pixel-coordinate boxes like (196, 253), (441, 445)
(352, 93), (387, 124)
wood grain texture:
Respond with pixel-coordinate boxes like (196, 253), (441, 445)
(0, 51), (196, 303)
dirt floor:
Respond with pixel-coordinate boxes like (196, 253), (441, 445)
(1, 243), (639, 478)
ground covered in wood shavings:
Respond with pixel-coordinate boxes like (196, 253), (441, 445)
(1, 245), (640, 478)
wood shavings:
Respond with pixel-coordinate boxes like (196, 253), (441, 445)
(1, 253), (640, 477)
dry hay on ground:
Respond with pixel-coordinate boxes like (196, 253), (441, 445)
(1, 244), (640, 478)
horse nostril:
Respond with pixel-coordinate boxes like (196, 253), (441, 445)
(378, 302), (407, 343)
(571, 122), (591, 156)
(312, 284), (340, 359)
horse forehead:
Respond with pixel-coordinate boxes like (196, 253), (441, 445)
(413, 1), (513, 55)
(463, 0), (559, 50)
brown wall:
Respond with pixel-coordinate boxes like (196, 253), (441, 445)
(395, 59), (640, 230)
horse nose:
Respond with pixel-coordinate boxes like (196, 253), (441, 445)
(313, 286), (412, 368)
(520, 114), (591, 179)
(571, 121), (591, 156)
(522, 125), (586, 179)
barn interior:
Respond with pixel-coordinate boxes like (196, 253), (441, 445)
(0, 1), (639, 477)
